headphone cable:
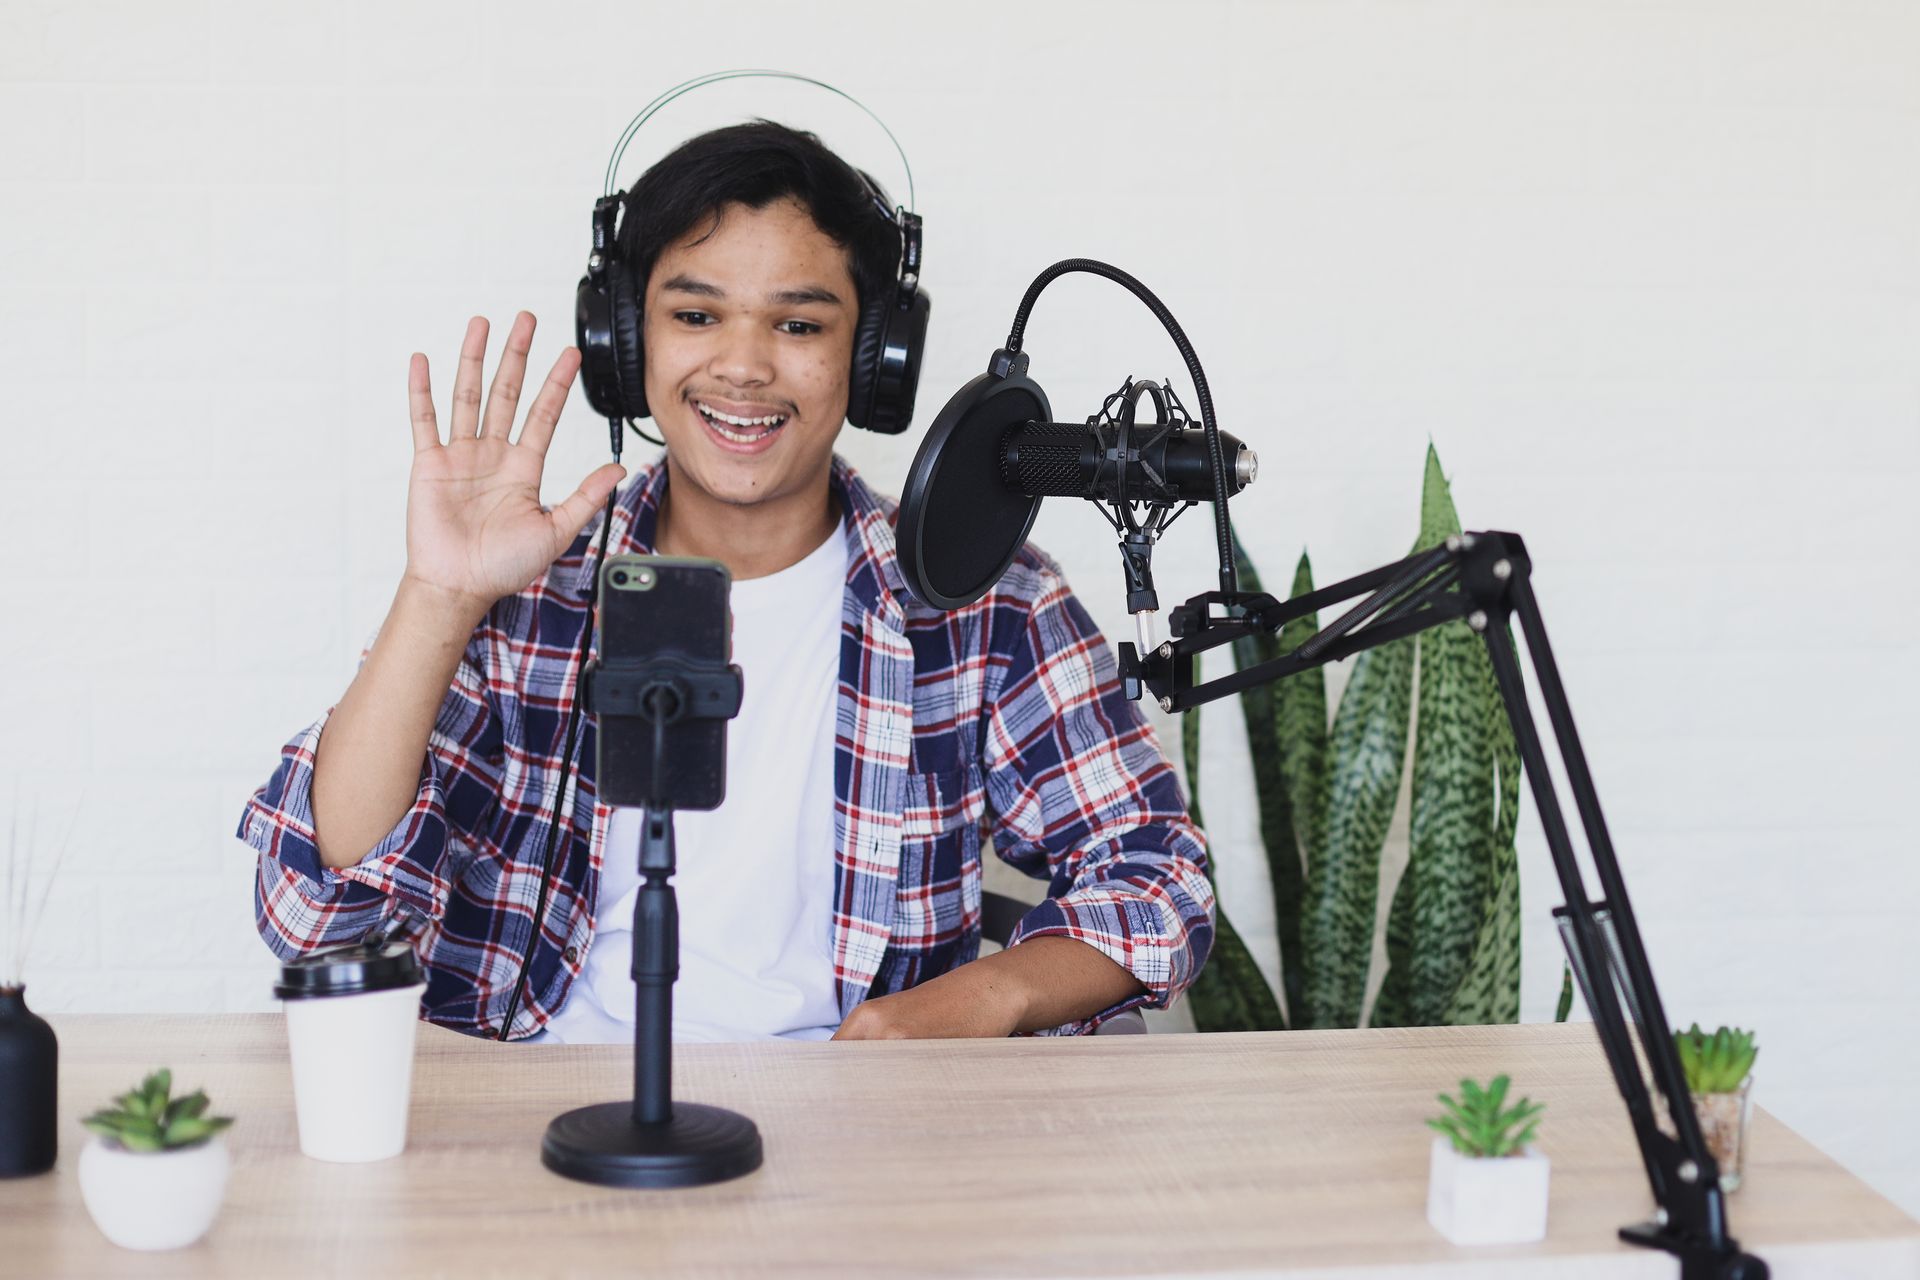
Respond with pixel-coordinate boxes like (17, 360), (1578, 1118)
(496, 483), (620, 1041)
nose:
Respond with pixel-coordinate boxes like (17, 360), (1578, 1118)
(707, 319), (775, 389)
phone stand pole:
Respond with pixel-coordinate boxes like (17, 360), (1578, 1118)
(541, 681), (762, 1189)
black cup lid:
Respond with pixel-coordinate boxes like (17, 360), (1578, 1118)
(274, 937), (424, 1000)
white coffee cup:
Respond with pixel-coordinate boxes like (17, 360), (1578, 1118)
(275, 938), (427, 1163)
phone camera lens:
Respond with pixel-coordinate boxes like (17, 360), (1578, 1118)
(612, 570), (630, 585)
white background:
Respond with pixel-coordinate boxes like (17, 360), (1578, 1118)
(2, 0), (1915, 1220)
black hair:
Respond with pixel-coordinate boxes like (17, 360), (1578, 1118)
(616, 118), (899, 318)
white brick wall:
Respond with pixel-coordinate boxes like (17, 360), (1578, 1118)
(3, 0), (1914, 1220)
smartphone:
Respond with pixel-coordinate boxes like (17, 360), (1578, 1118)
(591, 555), (735, 811)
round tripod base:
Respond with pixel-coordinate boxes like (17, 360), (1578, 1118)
(541, 1101), (762, 1188)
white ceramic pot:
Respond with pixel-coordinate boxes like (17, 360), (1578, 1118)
(77, 1133), (230, 1251)
(1425, 1135), (1550, 1245)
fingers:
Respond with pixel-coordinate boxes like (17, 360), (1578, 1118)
(407, 353), (439, 452)
(449, 315), (489, 439)
(547, 462), (627, 544)
(479, 311), (535, 441)
(515, 345), (582, 456)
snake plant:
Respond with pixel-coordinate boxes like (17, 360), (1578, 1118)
(1183, 444), (1543, 1031)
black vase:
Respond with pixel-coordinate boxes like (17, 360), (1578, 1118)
(0, 986), (58, 1177)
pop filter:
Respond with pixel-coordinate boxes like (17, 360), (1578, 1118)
(896, 354), (1052, 609)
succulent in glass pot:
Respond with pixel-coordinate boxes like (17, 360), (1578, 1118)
(1671, 1023), (1759, 1193)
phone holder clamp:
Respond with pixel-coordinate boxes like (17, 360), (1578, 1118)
(582, 656), (744, 722)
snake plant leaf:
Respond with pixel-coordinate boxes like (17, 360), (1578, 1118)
(1270, 551), (1329, 1021)
(1376, 445), (1497, 1026)
(1443, 625), (1523, 1025)
(1373, 882), (1416, 1027)
(1443, 849), (1521, 1023)
(1226, 535), (1325, 1029)
(1304, 632), (1413, 1028)
(1179, 654), (1288, 1033)
(1488, 631), (1521, 861)
(1401, 617), (1493, 1022)
(1440, 640), (1523, 1025)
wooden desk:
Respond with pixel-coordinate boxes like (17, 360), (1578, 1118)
(7, 1017), (1916, 1278)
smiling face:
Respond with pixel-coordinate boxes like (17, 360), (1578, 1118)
(641, 196), (859, 516)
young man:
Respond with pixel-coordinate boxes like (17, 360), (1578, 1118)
(237, 122), (1214, 1042)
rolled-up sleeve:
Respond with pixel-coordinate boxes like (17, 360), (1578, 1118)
(984, 560), (1216, 1035)
(236, 622), (504, 960)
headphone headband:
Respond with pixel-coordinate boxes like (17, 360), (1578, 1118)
(603, 69), (917, 212)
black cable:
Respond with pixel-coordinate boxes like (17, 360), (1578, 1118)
(1003, 259), (1237, 595)
(496, 485), (620, 1040)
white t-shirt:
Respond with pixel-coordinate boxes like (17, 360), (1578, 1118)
(529, 522), (848, 1044)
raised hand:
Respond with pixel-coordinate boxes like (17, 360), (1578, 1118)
(402, 312), (625, 613)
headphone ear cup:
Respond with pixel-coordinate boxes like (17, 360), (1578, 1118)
(575, 271), (624, 422)
(609, 263), (649, 421)
(848, 287), (930, 435)
(845, 292), (889, 432)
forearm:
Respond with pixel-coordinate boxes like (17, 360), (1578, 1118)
(979, 935), (1147, 1034)
(832, 936), (1145, 1040)
(310, 576), (489, 870)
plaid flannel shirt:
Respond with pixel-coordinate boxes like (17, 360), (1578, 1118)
(237, 454), (1214, 1038)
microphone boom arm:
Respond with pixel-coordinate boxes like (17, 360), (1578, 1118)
(1129, 530), (1767, 1280)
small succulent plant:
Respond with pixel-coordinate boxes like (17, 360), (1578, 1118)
(1427, 1074), (1545, 1158)
(1675, 1024), (1758, 1095)
(82, 1069), (234, 1153)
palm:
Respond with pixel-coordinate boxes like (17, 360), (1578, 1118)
(403, 313), (625, 609)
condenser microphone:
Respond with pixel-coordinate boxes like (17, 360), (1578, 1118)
(897, 347), (1258, 611)
(899, 257), (1259, 614)
(1000, 421), (1256, 504)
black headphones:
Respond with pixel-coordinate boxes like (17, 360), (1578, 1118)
(575, 71), (931, 444)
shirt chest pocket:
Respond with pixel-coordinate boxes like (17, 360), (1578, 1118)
(894, 766), (986, 938)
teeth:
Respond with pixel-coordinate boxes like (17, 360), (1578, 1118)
(711, 420), (767, 444)
(697, 401), (786, 428)
(696, 401), (787, 445)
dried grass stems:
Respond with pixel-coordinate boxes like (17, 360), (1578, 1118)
(3, 782), (83, 990)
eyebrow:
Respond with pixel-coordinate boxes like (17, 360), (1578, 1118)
(658, 273), (845, 308)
